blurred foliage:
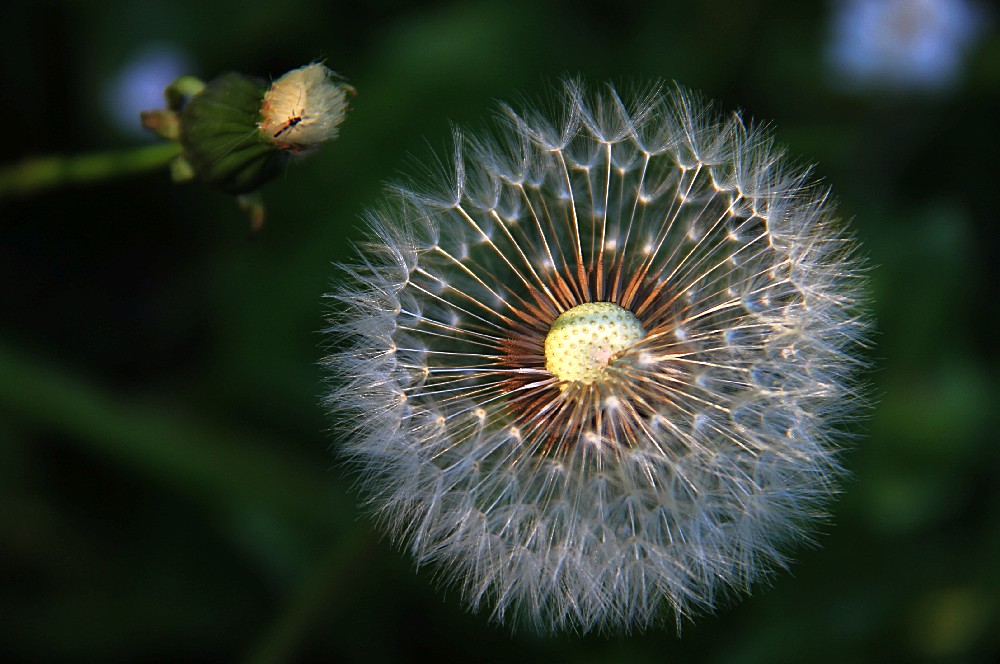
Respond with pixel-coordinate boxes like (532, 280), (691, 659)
(1, 0), (998, 662)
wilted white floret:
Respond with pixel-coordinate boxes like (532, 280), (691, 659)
(259, 62), (352, 150)
(324, 80), (869, 634)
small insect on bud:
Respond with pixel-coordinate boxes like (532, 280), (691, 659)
(258, 63), (354, 152)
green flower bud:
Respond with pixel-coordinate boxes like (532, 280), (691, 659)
(179, 73), (287, 195)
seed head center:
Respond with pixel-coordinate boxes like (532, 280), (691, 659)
(544, 302), (645, 385)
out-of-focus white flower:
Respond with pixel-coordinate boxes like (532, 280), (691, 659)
(106, 44), (193, 138)
(827, 0), (985, 90)
(325, 80), (870, 633)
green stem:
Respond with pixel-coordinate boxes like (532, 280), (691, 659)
(0, 142), (182, 198)
(0, 340), (343, 527)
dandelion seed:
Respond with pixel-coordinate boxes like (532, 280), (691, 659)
(324, 80), (870, 633)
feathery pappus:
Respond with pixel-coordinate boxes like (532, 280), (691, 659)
(324, 79), (870, 633)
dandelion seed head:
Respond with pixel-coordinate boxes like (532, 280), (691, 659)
(324, 79), (869, 634)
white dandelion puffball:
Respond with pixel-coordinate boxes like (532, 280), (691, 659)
(324, 80), (869, 633)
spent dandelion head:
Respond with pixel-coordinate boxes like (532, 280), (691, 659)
(324, 79), (870, 634)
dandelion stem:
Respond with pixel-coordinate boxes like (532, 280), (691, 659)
(0, 142), (181, 198)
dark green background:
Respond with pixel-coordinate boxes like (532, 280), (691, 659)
(2, 1), (998, 661)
